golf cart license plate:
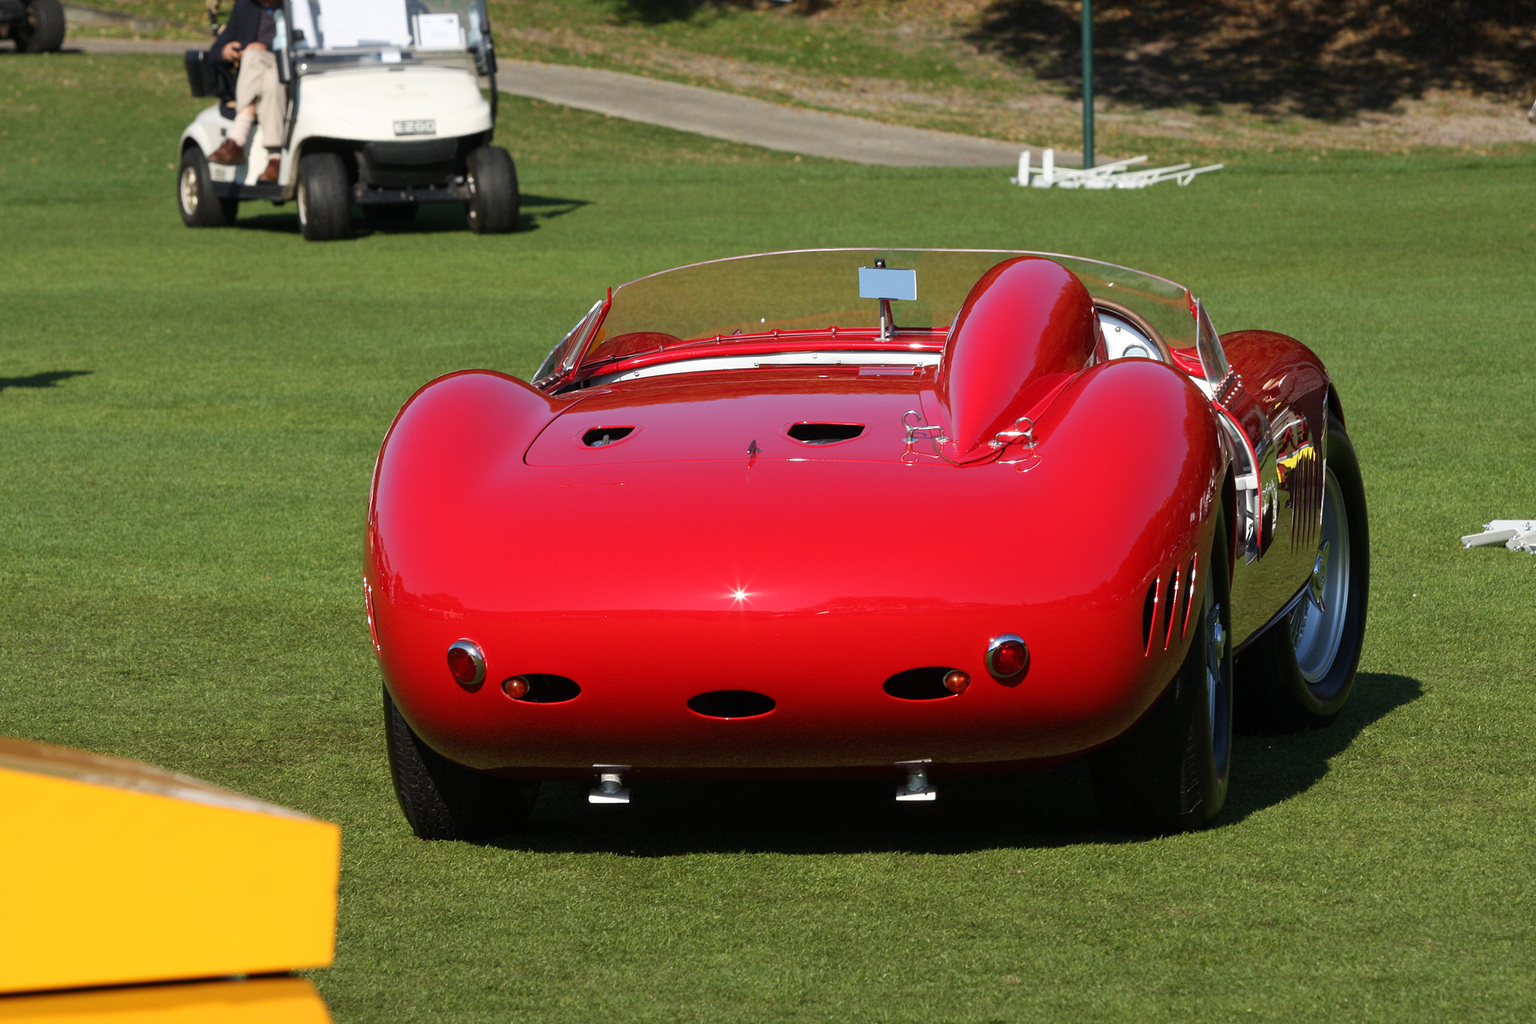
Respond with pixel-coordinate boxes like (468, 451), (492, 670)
(393, 119), (437, 137)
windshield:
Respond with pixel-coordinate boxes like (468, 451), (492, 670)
(288, 0), (487, 67)
(555, 249), (1195, 382)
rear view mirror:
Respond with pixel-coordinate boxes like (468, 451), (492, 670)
(858, 266), (917, 301)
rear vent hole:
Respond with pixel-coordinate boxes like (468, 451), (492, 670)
(787, 422), (864, 445)
(505, 674), (582, 704)
(583, 426), (634, 448)
(883, 667), (963, 701)
(686, 690), (776, 719)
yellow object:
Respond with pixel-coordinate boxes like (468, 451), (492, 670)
(0, 976), (331, 1023)
(0, 737), (340, 996)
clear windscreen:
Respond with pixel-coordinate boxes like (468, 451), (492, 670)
(288, 0), (486, 64)
(570, 249), (1195, 375)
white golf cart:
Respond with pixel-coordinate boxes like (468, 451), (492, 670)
(178, 0), (518, 240)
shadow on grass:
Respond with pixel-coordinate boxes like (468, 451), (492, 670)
(492, 671), (1420, 855)
(608, 0), (828, 26)
(1221, 671), (1421, 824)
(234, 193), (588, 238)
(0, 370), (92, 394)
(970, 0), (1536, 119)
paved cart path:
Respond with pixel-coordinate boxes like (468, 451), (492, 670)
(494, 60), (1043, 167)
(66, 37), (1061, 168)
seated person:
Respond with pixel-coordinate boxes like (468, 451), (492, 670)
(207, 0), (287, 183)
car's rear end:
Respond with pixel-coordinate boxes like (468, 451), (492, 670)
(369, 354), (1222, 779)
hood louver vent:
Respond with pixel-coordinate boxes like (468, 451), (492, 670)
(787, 422), (864, 445)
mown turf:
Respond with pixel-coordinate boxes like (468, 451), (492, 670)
(2, 52), (1535, 1023)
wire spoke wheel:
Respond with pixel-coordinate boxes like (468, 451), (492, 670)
(1290, 469), (1351, 682)
(1234, 409), (1368, 732)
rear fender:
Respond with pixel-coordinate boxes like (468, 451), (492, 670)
(367, 371), (569, 644)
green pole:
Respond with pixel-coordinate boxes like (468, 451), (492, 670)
(1081, 0), (1094, 169)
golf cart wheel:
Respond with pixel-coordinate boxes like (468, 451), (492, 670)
(1091, 505), (1234, 835)
(384, 686), (539, 842)
(1236, 410), (1369, 732)
(16, 0), (66, 53)
(297, 152), (351, 241)
(465, 145), (519, 234)
(178, 146), (238, 228)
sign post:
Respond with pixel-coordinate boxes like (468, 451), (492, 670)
(1082, 0), (1094, 169)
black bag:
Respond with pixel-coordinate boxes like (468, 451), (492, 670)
(184, 49), (235, 100)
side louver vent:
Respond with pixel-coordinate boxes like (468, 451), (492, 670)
(1143, 555), (1199, 656)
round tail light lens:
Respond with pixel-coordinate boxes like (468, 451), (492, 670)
(447, 640), (486, 688)
(986, 634), (1029, 683)
(502, 675), (530, 700)
(942, 670), (970, 694)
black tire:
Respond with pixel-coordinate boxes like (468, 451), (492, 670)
(362, 203), (418, 227)
(384, 686), (539, 841)
(16, 0), (65, 53)
(464, 145), (519, 234)
(177, 146), (238, 228)
(297, 152), (351, 241)
(1236, 410), (1369, 732)
(1091, 508), (1234, 834)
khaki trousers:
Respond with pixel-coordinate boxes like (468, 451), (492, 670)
(235, 48), (288, 150)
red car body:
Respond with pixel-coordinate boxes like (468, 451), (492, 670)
(368, 249), (1364, 836)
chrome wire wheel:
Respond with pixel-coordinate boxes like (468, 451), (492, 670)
(1233, 409), (1367, 732)
(1290, 468), (1350, 684)
(179, 164), (200, 217)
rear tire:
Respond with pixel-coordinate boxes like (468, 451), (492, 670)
(297, 152), (351, 241)
(1236, 410), (1368, 732)
(384, 686), (539, 841)
(16, 0), (65, 53)
(177, 147), (238, 227)
(1091, 508), (1233, 834)
(464, 146), (518, 234)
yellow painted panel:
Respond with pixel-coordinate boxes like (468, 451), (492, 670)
(0, 738), (340, 996)
(0, 977), (331, 1023)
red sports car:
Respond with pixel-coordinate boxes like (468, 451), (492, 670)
(367, 249), (1368, 839)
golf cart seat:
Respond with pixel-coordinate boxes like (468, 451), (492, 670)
(184, 49), (238, 118)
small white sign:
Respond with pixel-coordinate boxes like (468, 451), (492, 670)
(414, 13), (462, 50)
(209, 162), (236, 182)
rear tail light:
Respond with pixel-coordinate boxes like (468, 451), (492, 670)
(986, 635), (1029, 683)
(942, 670), (971, 694)
(447, 640), (485, 688)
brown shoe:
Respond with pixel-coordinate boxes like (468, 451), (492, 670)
(257, 156), (281, 183)
(208, 139), (245, 165)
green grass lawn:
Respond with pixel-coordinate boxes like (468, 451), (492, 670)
(3, 52), (1536, 1023)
